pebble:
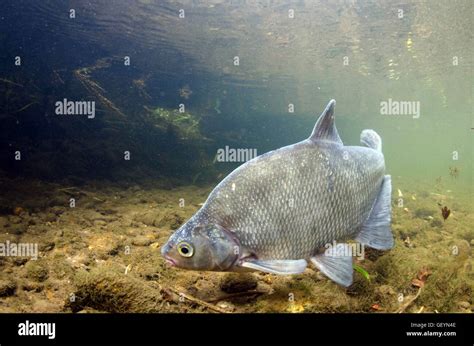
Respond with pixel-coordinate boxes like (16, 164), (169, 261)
(0, 279), (17, 297)
(149, 242), (160, 249)
(25, 261), (49, 282)
(376, 284), (396, 296)
(9, 216), (22, 224)
(43, 213), (57, 223)
(132, 236), (152, 247)
(93, 220), (107, 227)
(217, 301), (235, 312)
(137, 211), (159, 227)
(12, 258), (28, 266)
(194, 279), (215, 297)
(220, 273), (258, 293)
(39, 241), (55, 252)
(10, 224), (27, 235)
(0, 216), (10, 228)
(22, 281), (44, 292)
(50, 206), (66, 215)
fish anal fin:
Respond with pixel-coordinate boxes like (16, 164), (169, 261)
(310, 243), (353, 287)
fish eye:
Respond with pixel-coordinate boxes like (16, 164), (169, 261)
(177, 242), (194, 258)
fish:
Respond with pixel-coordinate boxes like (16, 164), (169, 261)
(161, 99), (393, 287)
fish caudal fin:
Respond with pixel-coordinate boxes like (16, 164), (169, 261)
(360, 129), (382, 152)
(310, 243), (354, 287)
(356, 175), (393, 250)
(240, 259), (307, 275)
(309, 99), (343, 145)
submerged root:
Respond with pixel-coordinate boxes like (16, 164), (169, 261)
(14, 101), (39, 113)
(163, 286), (231, 313)
(395, 287), (422, 313)
(0, 78), (24, 87)
(206, 289), (265, 303)
(74, 57), (126, 118)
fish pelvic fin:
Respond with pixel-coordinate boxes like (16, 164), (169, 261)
(309, 99), (343, 145)
(360, 129), (382, 152)
(356, 175), (393, 250)
(240, 259), (307, 275)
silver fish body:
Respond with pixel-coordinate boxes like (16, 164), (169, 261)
(161, 100), (393, 286)
(201, 141), (384, 260)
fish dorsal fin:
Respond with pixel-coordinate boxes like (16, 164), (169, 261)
(309, 99), (343, 145)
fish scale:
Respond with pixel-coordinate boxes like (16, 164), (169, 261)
(200, 141), (384, 260)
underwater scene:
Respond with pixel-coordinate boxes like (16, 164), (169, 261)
(0, 0), (472, 315)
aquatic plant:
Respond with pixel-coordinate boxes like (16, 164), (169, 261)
(449, 166), (460, 179)
(146, 106), (204, 141)
(414, 207), (435, 219)
(74, 57), (127, 118)
(353, 264), (371, 282)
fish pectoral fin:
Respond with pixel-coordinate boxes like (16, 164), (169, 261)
(356, 175), (394, 250)
(310, 244), (353, 287)
(240, 259), (307, 275)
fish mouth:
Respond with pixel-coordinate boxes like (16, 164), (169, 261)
(161, 242), (176, 266)
(164, 255), (177, 267)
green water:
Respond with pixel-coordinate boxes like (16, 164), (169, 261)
(195, 1), (474, 201)
(1, 1), (472, 199)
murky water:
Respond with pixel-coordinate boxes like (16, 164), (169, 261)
(2, 1), (471, 192)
